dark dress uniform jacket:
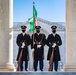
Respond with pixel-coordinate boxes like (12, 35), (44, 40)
(47, 34), (62, 62)
(31, 33), (46, 60)
(16, 33), (30, 61)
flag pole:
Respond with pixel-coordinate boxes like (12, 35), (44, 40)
(32, 2), (35, 70)
(33, 2), (35, 46)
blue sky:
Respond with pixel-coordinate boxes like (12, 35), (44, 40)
(13, 0), (66, 22)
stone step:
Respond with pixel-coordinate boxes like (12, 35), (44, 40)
(0, 72), (76, 75)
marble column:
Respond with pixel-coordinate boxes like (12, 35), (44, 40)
(63, 0), (76, 72)
(0, 0), (15, 71)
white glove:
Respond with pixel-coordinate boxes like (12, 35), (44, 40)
(52, 43), (56, 48)
(21, 42), (25, 48)
(21, 45), (24, 48)
(23, 42), (25, 46)
(34, 42), (35, 44)
(37, 45), (41, 48)
(32, 48), (34, 52)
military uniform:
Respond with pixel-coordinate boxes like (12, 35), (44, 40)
(47, 25), (62, 71)
(31, 26), (46, 71)
(16, 26), (30, 71)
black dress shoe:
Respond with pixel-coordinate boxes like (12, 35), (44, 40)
(34, 69), (37, 71)
(25, 69), (28, 71)
(21, 69), (23, 71)
(41, 69), (43, 71)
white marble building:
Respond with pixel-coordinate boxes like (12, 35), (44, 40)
(13, 17), (65, 71)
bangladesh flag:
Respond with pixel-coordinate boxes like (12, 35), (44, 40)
(28, 5), (37, 32)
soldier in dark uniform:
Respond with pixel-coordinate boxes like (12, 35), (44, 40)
(47, 25), (62, 71)
(31, 26), (46, 71)
(16, 25), (30, 71)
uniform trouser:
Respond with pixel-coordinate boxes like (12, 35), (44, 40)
(34, 60), (43, 71)
(50, 61), (58, 71)
(20, 61), (28, 71)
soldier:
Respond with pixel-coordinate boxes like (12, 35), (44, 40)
(16, 25), (30, 71)
(31, 26), (46, 71)
(47, 25), (62, 71)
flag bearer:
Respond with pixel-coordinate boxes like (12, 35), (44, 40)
(31, 26), (46, 71)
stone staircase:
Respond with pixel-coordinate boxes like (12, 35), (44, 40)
(0, 72), (76, 75)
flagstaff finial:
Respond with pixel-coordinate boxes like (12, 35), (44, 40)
(33, 2), (35, 5)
